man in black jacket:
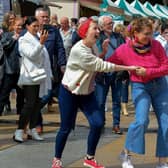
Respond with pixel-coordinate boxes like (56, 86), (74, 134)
(35, 7), (66, 132)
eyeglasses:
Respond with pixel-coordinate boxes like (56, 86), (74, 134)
(105, 21), (114, 26)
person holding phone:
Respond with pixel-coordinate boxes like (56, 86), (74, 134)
(13, 16), (52, 143)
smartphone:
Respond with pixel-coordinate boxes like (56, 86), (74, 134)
(43, 24), (50, 31)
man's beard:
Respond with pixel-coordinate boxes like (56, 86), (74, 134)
(106, 29), (113, 34)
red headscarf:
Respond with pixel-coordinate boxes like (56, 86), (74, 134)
(78, 18), (93, 39)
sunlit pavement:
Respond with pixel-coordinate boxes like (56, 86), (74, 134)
(0, 96), (158, 168)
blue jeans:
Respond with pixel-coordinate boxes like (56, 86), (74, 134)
(125, 77), (168, 157)
(55, 84), (104, 158)
(95, 73), (122, 126)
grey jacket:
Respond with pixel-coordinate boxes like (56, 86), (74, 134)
(1, 32), (20, 74)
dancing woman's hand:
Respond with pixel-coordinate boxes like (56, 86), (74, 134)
(135, 67), (146, 76)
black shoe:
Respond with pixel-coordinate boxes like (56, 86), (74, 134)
(5, 103), (11, 112)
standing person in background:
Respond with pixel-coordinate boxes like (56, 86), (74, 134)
(35, 7), (66, 133)
(70, 18), (78, 31)
(0, 11), (16, 114)
(13, 16), (51, 143)
(50, 14), (60, 29)
(71, 16), (88, 46)
(114, 24), (126, 38)
(152, 19), (162, 38)
(95, 15), (125, 134)
(114, 23), (130, 116)
(155, 23), (168, 56)
(59, 16), (73, 60)
(0, 17), (24, 116)
(1, 11), (16, 33)
(108, 17), (168, 168)
(51, 18), (138, 168)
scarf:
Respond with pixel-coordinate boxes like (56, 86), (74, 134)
(131, 39), (151, 54)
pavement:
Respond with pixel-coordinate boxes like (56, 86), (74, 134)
(0, 95), (159, 168)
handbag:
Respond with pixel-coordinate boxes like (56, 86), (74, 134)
(23, 61), (47, 83)
(29, 68), (47, 82)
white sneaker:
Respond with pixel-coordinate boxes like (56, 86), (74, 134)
(156, 163), (168, 168)
(27, 128), (44, 141)
(120, 151), (134, 168)
(13, 129), (24, 143)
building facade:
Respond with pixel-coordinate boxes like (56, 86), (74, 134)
(0, 0), (167, 24)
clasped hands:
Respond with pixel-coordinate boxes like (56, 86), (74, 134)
(133, 66), (146, 76)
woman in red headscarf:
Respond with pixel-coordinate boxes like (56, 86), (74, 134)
(51, 18), (138, 168)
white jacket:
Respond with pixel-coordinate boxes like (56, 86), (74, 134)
(18, 31), (52, 97)
(62, 40), (115, 95)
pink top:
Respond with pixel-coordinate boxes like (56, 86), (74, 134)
(107, 39), (168, 83)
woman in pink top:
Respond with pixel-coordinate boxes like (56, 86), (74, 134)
(108, 17), (168, 168)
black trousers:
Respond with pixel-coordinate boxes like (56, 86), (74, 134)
(0, 73), (24, 115)
(18, 85), (41, 129)
(36, 81), (60, 127)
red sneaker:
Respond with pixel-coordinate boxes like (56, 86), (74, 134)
(52, 157), (62, 168)
(83, 157), (105, 168)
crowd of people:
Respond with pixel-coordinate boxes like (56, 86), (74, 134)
(0, 7), (168, 168)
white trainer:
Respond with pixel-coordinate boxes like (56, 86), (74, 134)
(120, 151), (134, 168)
(13, 129), (24, 143)
(28, 128), (44, 141)
(156, 163), (168, 168)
